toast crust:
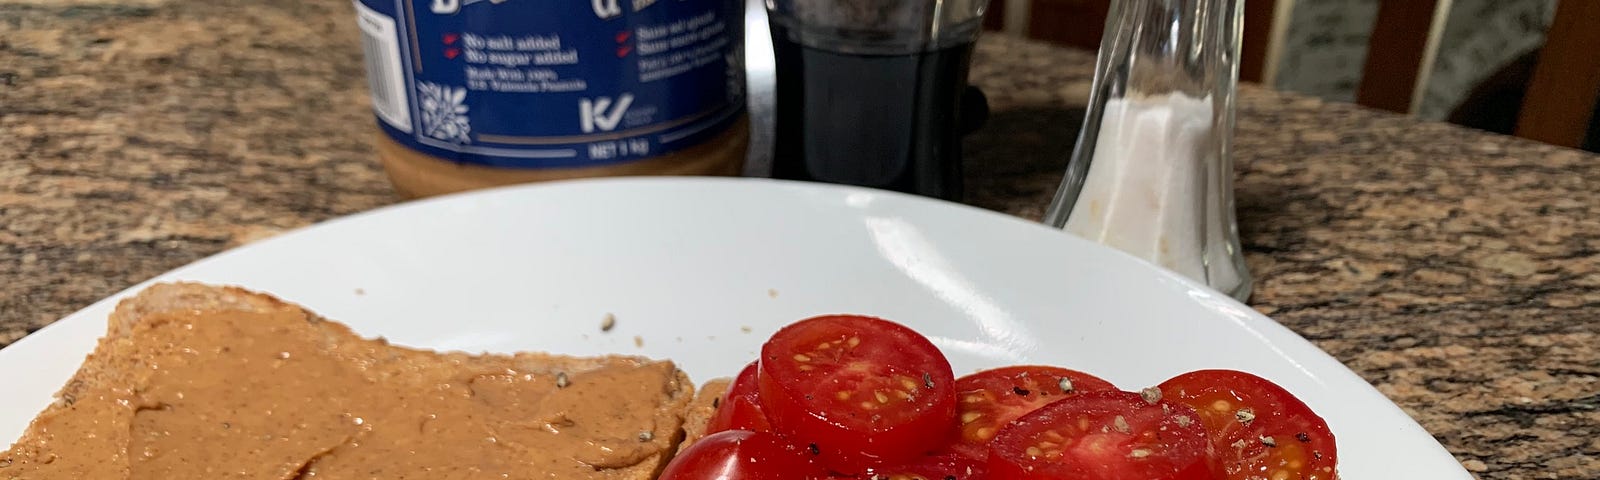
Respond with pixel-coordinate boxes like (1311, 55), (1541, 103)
(677, 378), (730, 453)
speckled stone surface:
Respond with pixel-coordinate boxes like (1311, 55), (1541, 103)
(1, 1), (1596, 478)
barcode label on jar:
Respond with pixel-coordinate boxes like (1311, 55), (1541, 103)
(354, 1), (411, 133)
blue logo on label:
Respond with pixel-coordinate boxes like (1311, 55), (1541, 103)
(355, 0), (744, 168)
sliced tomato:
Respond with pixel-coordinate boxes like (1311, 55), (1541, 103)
(868, 451), (988, 480)
(1158, 370), (1338, 480)
(707, 361), (772, 434)
(657, 430), (829, 480)
(757, 315), (957, 474)
(951, 366), (1118, 458)
(986, 390), (1215, 480)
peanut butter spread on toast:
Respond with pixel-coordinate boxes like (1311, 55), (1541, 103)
(0, 284), (694, 480)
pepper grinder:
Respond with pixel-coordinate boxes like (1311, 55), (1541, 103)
(765, 0), (990, 201)
(1043, 0), (1252, 301)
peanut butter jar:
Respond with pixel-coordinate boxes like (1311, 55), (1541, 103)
(353, 0), (748, 198)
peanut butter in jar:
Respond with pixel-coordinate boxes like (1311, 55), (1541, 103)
(354, 0), (748, 198)
(375, 118), (746, 198)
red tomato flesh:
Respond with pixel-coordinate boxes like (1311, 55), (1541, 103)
(1158, 370), (1338, 480)
(951, 366), (1118, 459)
(657, 430), (829, 480)
(707, 361), (772, 434)
(757, 315), (957, 474)
(986, 390), (1215, 480)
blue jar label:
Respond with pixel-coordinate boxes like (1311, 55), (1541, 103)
(354, 0), (744, 168)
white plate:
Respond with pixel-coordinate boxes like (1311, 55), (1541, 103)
(1, 177), (1467, 478)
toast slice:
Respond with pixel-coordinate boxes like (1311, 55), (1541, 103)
(0, 283), (696, 480)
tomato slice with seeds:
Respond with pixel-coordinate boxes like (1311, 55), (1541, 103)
(657, 430), (829, 480)
(707, 361), (771, 434)
(986, 390), (1215, 480)
(1157, 370), (1338, 480)
(757, 315), (957, 474)
(951, 366), (1118, 459)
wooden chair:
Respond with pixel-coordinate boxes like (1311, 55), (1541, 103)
(1359, 0), (1600, 148)
(1002, 0), (1600, 148)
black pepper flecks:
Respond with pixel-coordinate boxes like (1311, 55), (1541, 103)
(1296, 432), (1311, 443)
(808, 443), (820, 455)
(1012, 386), (1030, 396)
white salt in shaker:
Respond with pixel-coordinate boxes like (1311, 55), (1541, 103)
(1043, 0), (1251, 300)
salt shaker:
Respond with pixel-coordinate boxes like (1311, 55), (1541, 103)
(1042, 0), (1251, 300)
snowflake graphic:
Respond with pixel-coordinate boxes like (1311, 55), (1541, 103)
(724, 43), (744, 103)
(417, 81), (472, 144)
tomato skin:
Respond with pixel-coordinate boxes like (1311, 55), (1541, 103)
(707, 362), (772, 434)
(657, 430), (829, 480)
(986, 390), (1216, 480)
(951, 366), (1118, 459)
(757, 315), (958, 474)
(867, 451), (988, 480)
(1158, 370), (1338, 480)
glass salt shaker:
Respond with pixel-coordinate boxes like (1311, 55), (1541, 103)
(1042, 0), (1252, 300)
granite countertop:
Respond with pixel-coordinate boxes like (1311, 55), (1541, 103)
(1, 0), (1596, 478)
